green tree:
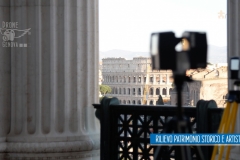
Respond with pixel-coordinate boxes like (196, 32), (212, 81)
(99, 85), (112, 96)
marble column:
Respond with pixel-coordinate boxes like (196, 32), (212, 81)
(2, 0), (100, 159)
(0, 1), (11, 158)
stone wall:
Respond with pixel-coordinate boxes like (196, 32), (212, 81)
(102, 57), (173, 105)
(200, 79), (228, 107)
(170, 66), (228, 107)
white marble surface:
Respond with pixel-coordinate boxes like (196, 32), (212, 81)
(0, 0), (100, 159)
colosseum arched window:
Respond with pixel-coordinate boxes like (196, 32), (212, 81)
(133, 76), (136, 83)
(128, 88), (130, 95)
(123, 100), (126, 104)
(115, 88), (118, 94)
(128, 76), (131, 83)
(138, 100), (141, 105)
(127, 100), (131, 104)
(119, 88), (121, 94)
(163, 88), (166, 95)
(138, 88), (141, 95)
(150, 100), (153, 105)
(150, 88), (154, 95)
(156, 75), (160, 83)
(156, 88), (160, 95)
(144, 76), (146, 82)
(132, 88), (135, 95)
(138, 76), (141, 83)
(162, 75), (166, 83)
(124, 88), (126, 94)
(150, 76), (153, 83)
(132, 100), (136, 104)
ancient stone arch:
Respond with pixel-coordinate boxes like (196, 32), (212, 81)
(138, 100), (141, 105)
(149, 88), (154, 95)
(163, 88), (167, 95)
(156, 88), (160, 95)
(150, 100), (154, 105)
(132, 100), (136, 104)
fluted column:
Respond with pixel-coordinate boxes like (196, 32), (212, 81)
(5, 0), (99, 159)
(0, 1), (11, 158)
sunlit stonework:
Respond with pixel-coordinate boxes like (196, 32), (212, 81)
(102, 57), (173, 105)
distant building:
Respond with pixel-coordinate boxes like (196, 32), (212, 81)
(101, 57), (173, 105)
(170, 66), (228, 107)
(101, 57), (228, 107)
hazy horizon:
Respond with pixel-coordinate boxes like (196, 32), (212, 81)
(99, 44), (227, 64)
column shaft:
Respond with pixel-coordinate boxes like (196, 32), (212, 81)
(4, 0), (100, 158)
(0, 1), (11, 155)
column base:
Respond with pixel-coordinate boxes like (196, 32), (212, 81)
(0, 135), (100, 160)
(6, 150), (100, 160)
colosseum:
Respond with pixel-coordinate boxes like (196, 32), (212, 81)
(101, 57), (228, 107)
(101, 57), (173, 105)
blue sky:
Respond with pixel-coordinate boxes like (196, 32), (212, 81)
(99, 0), (227, 52)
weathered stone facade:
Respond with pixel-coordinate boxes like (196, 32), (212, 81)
(170, 66), (228, 107)
(102, 57), (173, 105)
(102, 57), (228, 107)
